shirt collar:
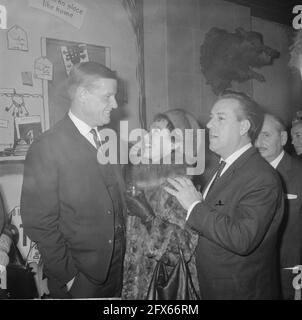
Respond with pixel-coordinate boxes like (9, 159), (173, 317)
(68, 110), (96, 137)
(222, 143), (252, 166)
(270, 150), (285, 169)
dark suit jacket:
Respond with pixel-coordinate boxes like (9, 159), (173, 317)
(276, 152), (302, 268)
(187, 147), (284, 299)
(20, 115), (126, 289)
(0, 194), (4, 233)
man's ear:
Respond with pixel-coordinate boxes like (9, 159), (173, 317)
(280, 130), (288, 147)
(76, 86), (88, 102)
(240, 119), (251, 136)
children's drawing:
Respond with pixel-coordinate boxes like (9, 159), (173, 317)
(61, 43), (89, 75)
(7, 25), (29, 51)
(34, 57), (53, 81)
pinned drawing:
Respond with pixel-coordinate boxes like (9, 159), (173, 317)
(7, 25), (29, 51)
(15, 115), (42, 145)
(5, 94), (29, 117)
(61, 43), (89, 75)
(34, 56), (53, 81)
(21, 71), (34, 86)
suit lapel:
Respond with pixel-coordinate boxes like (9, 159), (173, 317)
(205, 147), (258, 201)
(276, 152), (292, 193)
(63, 114), (108, 181)
(276, 153), (291, 180)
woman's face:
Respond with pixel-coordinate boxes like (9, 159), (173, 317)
(142, 119), (174, 162)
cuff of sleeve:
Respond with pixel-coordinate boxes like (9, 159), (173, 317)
(66, 277), (75, 291)
(186, 201), (213, 234)
(186, 201), (202, 221)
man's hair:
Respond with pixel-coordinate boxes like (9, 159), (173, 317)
(218, 91), (264, 142)
(292, 119), (302, 130)
(264, 113), (286, 133)
(67, 62), (116, 98)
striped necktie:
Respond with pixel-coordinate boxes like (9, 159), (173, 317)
(90, 128), (102, 149)
(207, 160), (226, 194)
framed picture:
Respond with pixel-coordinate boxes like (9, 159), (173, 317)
(15, 115), (42, 145)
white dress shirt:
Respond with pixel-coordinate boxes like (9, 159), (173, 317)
(186, 143), (253, 220)
(269, 150), (284, 169)
(68, 110), (100, 149)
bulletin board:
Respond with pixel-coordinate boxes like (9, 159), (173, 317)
(41, 37), (111, 129)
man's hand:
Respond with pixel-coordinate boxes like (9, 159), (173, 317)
(164, 177), (203, 210)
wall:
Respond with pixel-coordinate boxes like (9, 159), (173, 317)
(144, 0), (252, 126)
(143, 0), (298, 127)
(0, 0), (139, 213)
(251, 17), (296, 125)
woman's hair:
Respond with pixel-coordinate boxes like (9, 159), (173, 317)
(152, 109), (201, 163)
(128, 109), (202, 187)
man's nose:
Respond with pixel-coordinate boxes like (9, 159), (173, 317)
(206, 118), (213, 129)
(111, 96), (118, 109)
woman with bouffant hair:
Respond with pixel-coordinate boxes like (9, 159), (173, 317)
(122, 109), (202, 300)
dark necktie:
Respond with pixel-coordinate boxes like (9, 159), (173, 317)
(207, 160), (226, 194)
(90, 128), (102, 149)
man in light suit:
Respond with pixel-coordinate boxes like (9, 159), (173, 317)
(256, 113), (302, 299)
(21, 62), (126, 298)
(165, 92), (284, 299)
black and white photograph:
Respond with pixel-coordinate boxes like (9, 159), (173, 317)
(0, 0), (302, 312)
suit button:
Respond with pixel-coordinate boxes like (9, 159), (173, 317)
(108, 239), (113, 244)
(107, 210), (112, 215)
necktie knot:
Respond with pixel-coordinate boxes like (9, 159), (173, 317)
(216, 160), (226, 179)
(90, 128), (102, 149)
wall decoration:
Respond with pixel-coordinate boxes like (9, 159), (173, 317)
(28, 0), (86, 29)
(5, 94), (29, 117)
(0, 90), (44, 159)
(34, 56), (53, 81)
(61, 43), (89, 75)
(7, 25), (28, 51)
(200, 27), (280, 95)
(15, 115), (42, 145)
(21, 71), (34, 86)
(120, 0), (146, 128)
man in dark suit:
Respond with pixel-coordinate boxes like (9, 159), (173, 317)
(291, 120), (302, 160)
(256, 113), (302, 299)
(20, 62), (126, 298)
(165, 92), (284, 299)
